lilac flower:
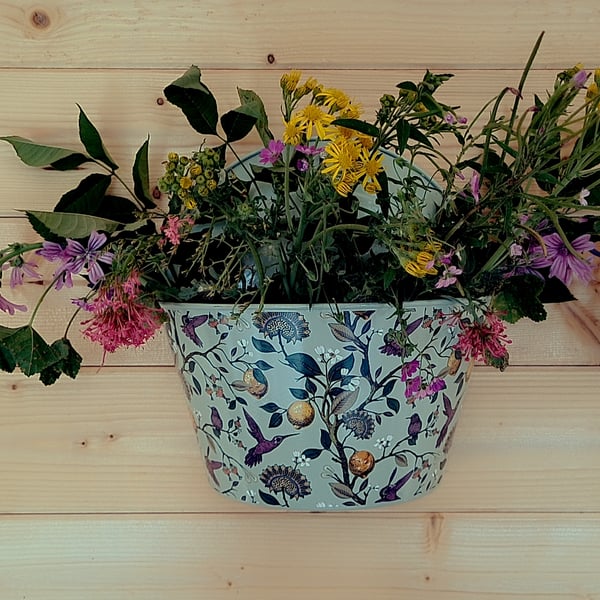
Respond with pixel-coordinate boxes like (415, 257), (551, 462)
(509, 243), (523, 258)
(259, 139), (285, 165)
(578, 188), (590, 206)
(470, 171), (481, 204)
(0, 292), (27, 315)
(37, 241), (68, 262)
(64, 231), (114, 285)
(541, 232), (596, 286)
(296, 144), (324, 156)
(435, 265), (463, 289)
(444, 112), (457, 125)
(572, 69), (589, 89)
(2, 259), (41, 288)
(296, 158), (309, 172)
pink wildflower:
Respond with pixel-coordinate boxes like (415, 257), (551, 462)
(535, 233), (596, 286)
(435, 265), (463, 289)
(572, 69), (589, 89)
(161, 215), (194, 246)
(259, 139), (285, 165)
(81, 273), (166, 353)
(455, 312), (511, 363)
(2, 259), (41, 288)
(470, 171), (481, 204)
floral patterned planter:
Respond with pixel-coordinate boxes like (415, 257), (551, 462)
(162, 301), (471, 510)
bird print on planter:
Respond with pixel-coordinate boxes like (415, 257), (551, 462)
(407, 413), (423, 445)
(242, 408), (298, 466)
(377, 467), (415, 502)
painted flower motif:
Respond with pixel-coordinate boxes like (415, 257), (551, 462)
(253, 311), (311, 342)
(259, 464), (312, 500)
(341, 409), (375, 440)
(374, 435), (393, 450)
(292, 451), (311, 468)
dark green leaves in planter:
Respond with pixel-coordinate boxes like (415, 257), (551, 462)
(164, 65), (218, 135)
(77, 105), (119, 171)
(26, 210), (123, 240)
(54, 173), (112, 214)
(132, 136), (155, 209)
(220, 103), (259, 143)
(0, 135), (90, 170)
(493, 275), (547, 323)
(238, 87), (273, 146)
(330, 118), (380, 138)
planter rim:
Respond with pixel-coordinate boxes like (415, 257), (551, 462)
(160, 298), (469, 311)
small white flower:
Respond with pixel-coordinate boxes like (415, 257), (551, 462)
(578, 188), (590, 206)
(292, 450), (311, 467)
(374, 435), (393, 450)
(346, 377), (361, 391)
(238, 339), (248, 348)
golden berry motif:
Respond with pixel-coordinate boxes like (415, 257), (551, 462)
(286, 401), (315, 429)
(349, 450), (375, 478)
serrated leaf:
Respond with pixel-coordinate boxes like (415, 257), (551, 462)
(133, 136), (155, 208)
(25, 210), (123, 239)
(164, 65), (218, 135)
(237, 87), (273, 146)
(0, 326), (60, 377)
(39, 338), (83, 385)
(77, 105), (119, 170)
(0, 135), (90, 169)
(331, 388), (359, 415)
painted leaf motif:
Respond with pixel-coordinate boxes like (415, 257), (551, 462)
(258, 490), (280, 506)
(329, 482), (355, 499)
(320, 429), (332, 450)
(252, 337), (277, 353)
(406, 317), (424, 336)
(290, 388), (309, 400)
(260, 402), (281, 413)
(286, 353), (322, 377)
(328, 322), (359, 344)
(327, 353), (355, 382)
(331, 388), (359, 415)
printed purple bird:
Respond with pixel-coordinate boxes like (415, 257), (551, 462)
(407, 413), (422, 446)
(210, 406), (223, 434)
(435, 393), (457, 448)
(242, 408), (297, 467)
(377, 467), (415, 502)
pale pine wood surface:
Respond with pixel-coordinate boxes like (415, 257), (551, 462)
(1, 2), (600, 599)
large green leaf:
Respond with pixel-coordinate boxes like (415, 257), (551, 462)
(0, 326), (60, 377)
(54, 173), (112, 214)
(164, 65), (219, 135)
(25, 210), (123, 239)
(220, 104), (259, 143)
(77, 105), (119, 171)
(237, 88), (273, 146)
(39, 338), (82, 385)
(330, 118), (380, 138)
(133, 136), (154, 208)
(0, 135), (90, 170)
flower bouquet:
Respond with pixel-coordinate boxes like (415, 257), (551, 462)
(1, 34), (598, 384)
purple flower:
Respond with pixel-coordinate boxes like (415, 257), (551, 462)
(64, 231), (113, 285)
(0, 292), (27, 315)
(572, 69), (589, 89)
(542, 233), (596, 286)
(37, 241), (68, 262)
(426, 377), (446, 395)
(401, 359), (420, 382)
(259, 139), (285, 165)
(2, 259), (41, 288)
(404, 376), (422, 398)
(470, 171), (481, 204)
(296, 158), (309, 172)
(296, 144), (324, 156)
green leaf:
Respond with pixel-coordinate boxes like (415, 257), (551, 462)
(220, 104), (259, 143)
(330, 118), (380, 138)
(0, 326), (61, 377)
(396, 119), (410, 154)
(54, 173), (112, 214)
(0, 135), (90, 170)
(25, 210), (123, 239)
(77, 105), (119, 170)
(493, 275), (547, 323)
(237, 87), (273, 146)
(39, 338), (82, 385)
(164, 65), (218, 135)
(132, 136), (154, 208)
(395, 81), (418, 93)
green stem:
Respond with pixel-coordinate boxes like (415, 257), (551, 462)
(0, 242), (43, 266)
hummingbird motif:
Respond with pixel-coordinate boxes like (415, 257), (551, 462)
(376, 467), (415, 502)
(204, 451), (223, 486)
(407, 413), (423, 446)
(435, 393), (457, 448)
(210, 406), (223, 434)
(242, 408), (297, 467)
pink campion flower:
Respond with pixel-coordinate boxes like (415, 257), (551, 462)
(435, 265), (463, 289)
(259, 139), (285, 165)
(0, 292), (27, 315)
(455, 311), (511, 363)
(80, 273), (165, 353)
(161, 215), (194, 246)
(64, 231), (114, 285)
(536, 232), (596, 286)
(296, 144), (324, 157)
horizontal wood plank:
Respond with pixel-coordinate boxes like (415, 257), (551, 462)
(1, 513), (599, 599)
(1, 366), (599, 515)
(0, 1), (599, 69)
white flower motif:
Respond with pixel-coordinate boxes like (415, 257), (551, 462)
(292, 450), (311, 468)
(374, 435), (393, 450)
(346, 377), (361, 391)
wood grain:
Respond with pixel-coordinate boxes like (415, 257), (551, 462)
(1, 367), (599, 515)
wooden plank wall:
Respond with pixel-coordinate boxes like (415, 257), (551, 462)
(0, 2), (599, 598)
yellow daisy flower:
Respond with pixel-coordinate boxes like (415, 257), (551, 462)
(294, 104), (335, 140)
(322, 138), (363, 183)
(280, 70), (302, 94)
(317, 87), (351, 111)
(283, 117), (305, 145)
